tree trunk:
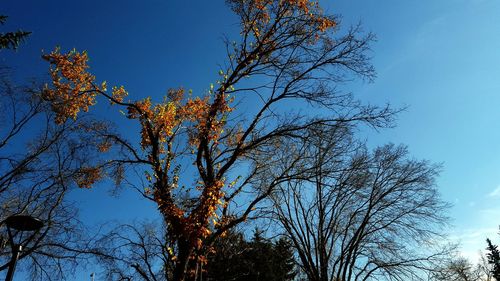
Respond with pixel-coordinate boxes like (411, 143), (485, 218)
(172, 240), (194, 281)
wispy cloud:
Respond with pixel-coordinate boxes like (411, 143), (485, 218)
(488, 186), (500, 198)
(449, 227), (498, 263)
(450, 227), (497, 241)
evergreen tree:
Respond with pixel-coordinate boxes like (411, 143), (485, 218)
(205, 229), (296, 281)
(0, 15), (31, 50)
(487, 237), (500, 280)
(273, 238), (298, 281)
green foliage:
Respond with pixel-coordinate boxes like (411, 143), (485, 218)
(205, 229), (297, 281)
(0, 15), (31, 50)
(487, 237), (500, 280)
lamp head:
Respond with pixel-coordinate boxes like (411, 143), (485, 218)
(5, 215), (44, 231)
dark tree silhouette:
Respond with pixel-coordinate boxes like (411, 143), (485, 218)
(205, 229), (297, 281)
(270, 124), (451, 281)
(0, 72), (113, 279)
(487, 236), (500, 280)
(0, 15), (30, 50)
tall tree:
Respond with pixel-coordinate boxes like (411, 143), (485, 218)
(270, 125), (451, 281)
(41, 1), (396, 280)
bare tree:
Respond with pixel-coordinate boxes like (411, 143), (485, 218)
(429, 255), (494, 281)
(0, 74), (109, 280)
(428, 250), (494, 281)
(87, 222), (169, 281)
(270, 124), (451, 281)
(478, 253), (494, 281)
(431, 257), (480, 281)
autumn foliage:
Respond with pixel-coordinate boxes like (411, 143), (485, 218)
(42, 49), (98, 124)
(40, 1), (388, 280)
(42, 46), (237, 277)
(43, 48), (234, 247)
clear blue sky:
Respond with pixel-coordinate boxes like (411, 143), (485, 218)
(2, 0), (500, 279)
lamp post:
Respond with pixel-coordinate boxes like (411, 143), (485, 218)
(4, 215), (44, 281)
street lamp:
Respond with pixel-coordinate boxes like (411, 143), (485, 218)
(4, 215), (44, 281)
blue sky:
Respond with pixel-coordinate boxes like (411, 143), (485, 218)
(326, 0), (500, 261)
(2, 0), (500, 279)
